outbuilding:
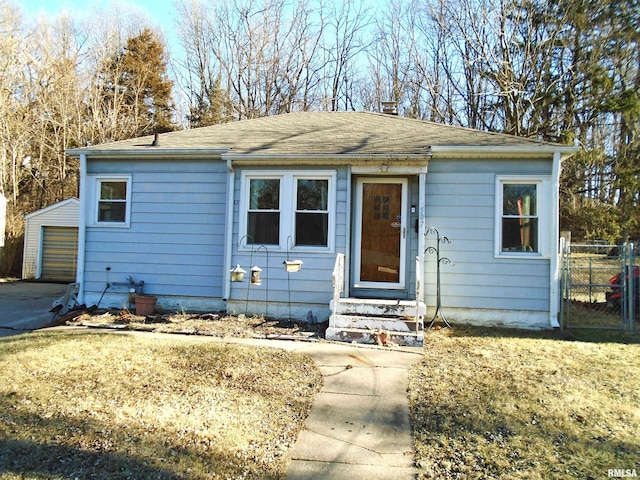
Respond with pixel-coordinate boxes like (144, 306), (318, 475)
(67, 112), (578, 345)
(22, 198), (79, 281)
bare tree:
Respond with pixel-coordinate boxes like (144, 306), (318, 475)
(176, 0), (233, 126)
(79, 6), (162, 144)
(0, 1), (167, 274)
(320, 0), (373, 111)
(366, 0), (414, 113)
(177, 0), (327, 121)
(0, 1), (30, 210)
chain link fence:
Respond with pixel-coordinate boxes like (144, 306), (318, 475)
(560, 242), (637, 332)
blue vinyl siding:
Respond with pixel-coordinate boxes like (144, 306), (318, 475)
(423, 159), (552, 313)
(84, 159), (228, 302)
(81, 153), (556, 320)
(228, 166), (348, 307)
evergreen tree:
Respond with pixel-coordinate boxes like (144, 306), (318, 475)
(553, 0), (639, 242)
(187, 74), (233, 128)
(101, 28), (175, 137)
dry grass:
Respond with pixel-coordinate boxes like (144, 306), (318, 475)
(0, 331), (322, 479)
(563, 252), (622, 305)
(562, 301), (627, 330)
(71, 310), (327, 339)
(409, 326), (640, 479)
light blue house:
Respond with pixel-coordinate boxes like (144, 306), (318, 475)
(67, 111), (577, 345)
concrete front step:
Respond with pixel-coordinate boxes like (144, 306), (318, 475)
(330, 314), (422, 332)
(330, 298), (426, 319)
(325, 326), (424, 347)
(328, 298), (426, 346)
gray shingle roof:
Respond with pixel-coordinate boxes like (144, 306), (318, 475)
(68, 111), (573, 157)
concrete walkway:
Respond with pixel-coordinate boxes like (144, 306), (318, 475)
(40, 328), (423, 479)
(242, 339), (423, 479)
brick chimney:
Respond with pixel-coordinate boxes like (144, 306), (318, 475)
(381, 101), (398, 115)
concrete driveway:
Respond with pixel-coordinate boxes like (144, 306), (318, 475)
(0, 280), (69, 337)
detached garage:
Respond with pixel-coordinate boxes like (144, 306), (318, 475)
(23, 198), (79, 281)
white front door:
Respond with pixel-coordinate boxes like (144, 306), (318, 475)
(353, 177), (408, 290)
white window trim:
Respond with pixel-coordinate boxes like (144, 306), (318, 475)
(244, 174), (282, 246)
(239, 170), (336, 251)
(87, 174), (132, 228)
(495, 175), (551, 259)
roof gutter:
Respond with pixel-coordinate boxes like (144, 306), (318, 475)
(66, 146), (580, 162)
(430, 145), (579, 160)
(65, 148), (231, 158)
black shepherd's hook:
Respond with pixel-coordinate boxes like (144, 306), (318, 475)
(424, 227), (454, 329)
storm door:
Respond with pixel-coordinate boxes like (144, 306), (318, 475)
(353, 177), (408, 291)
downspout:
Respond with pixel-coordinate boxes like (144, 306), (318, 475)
(549, 151), (562, 328)
(222, 158), (235, 301)
(76, 153), (87, 304)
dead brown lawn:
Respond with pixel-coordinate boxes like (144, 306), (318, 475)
(3, 313), (638, 480)
(409, 327), (640, 479)
(70, 310), (327, 339)
(0, 331), (322, 479)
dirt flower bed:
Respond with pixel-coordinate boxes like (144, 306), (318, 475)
(70, 309), (329, 340)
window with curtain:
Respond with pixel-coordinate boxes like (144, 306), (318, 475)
(501, 183), (538, 252)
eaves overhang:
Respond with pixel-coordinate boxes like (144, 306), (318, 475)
(222, 153), (431, 166)
(430, 145), (580, 161)
(65, 148), (231, 159)
(66, 145), (579, 163)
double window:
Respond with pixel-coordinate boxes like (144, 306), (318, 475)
(495, 176), (550, 257)
(242, 172), (335, 250)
